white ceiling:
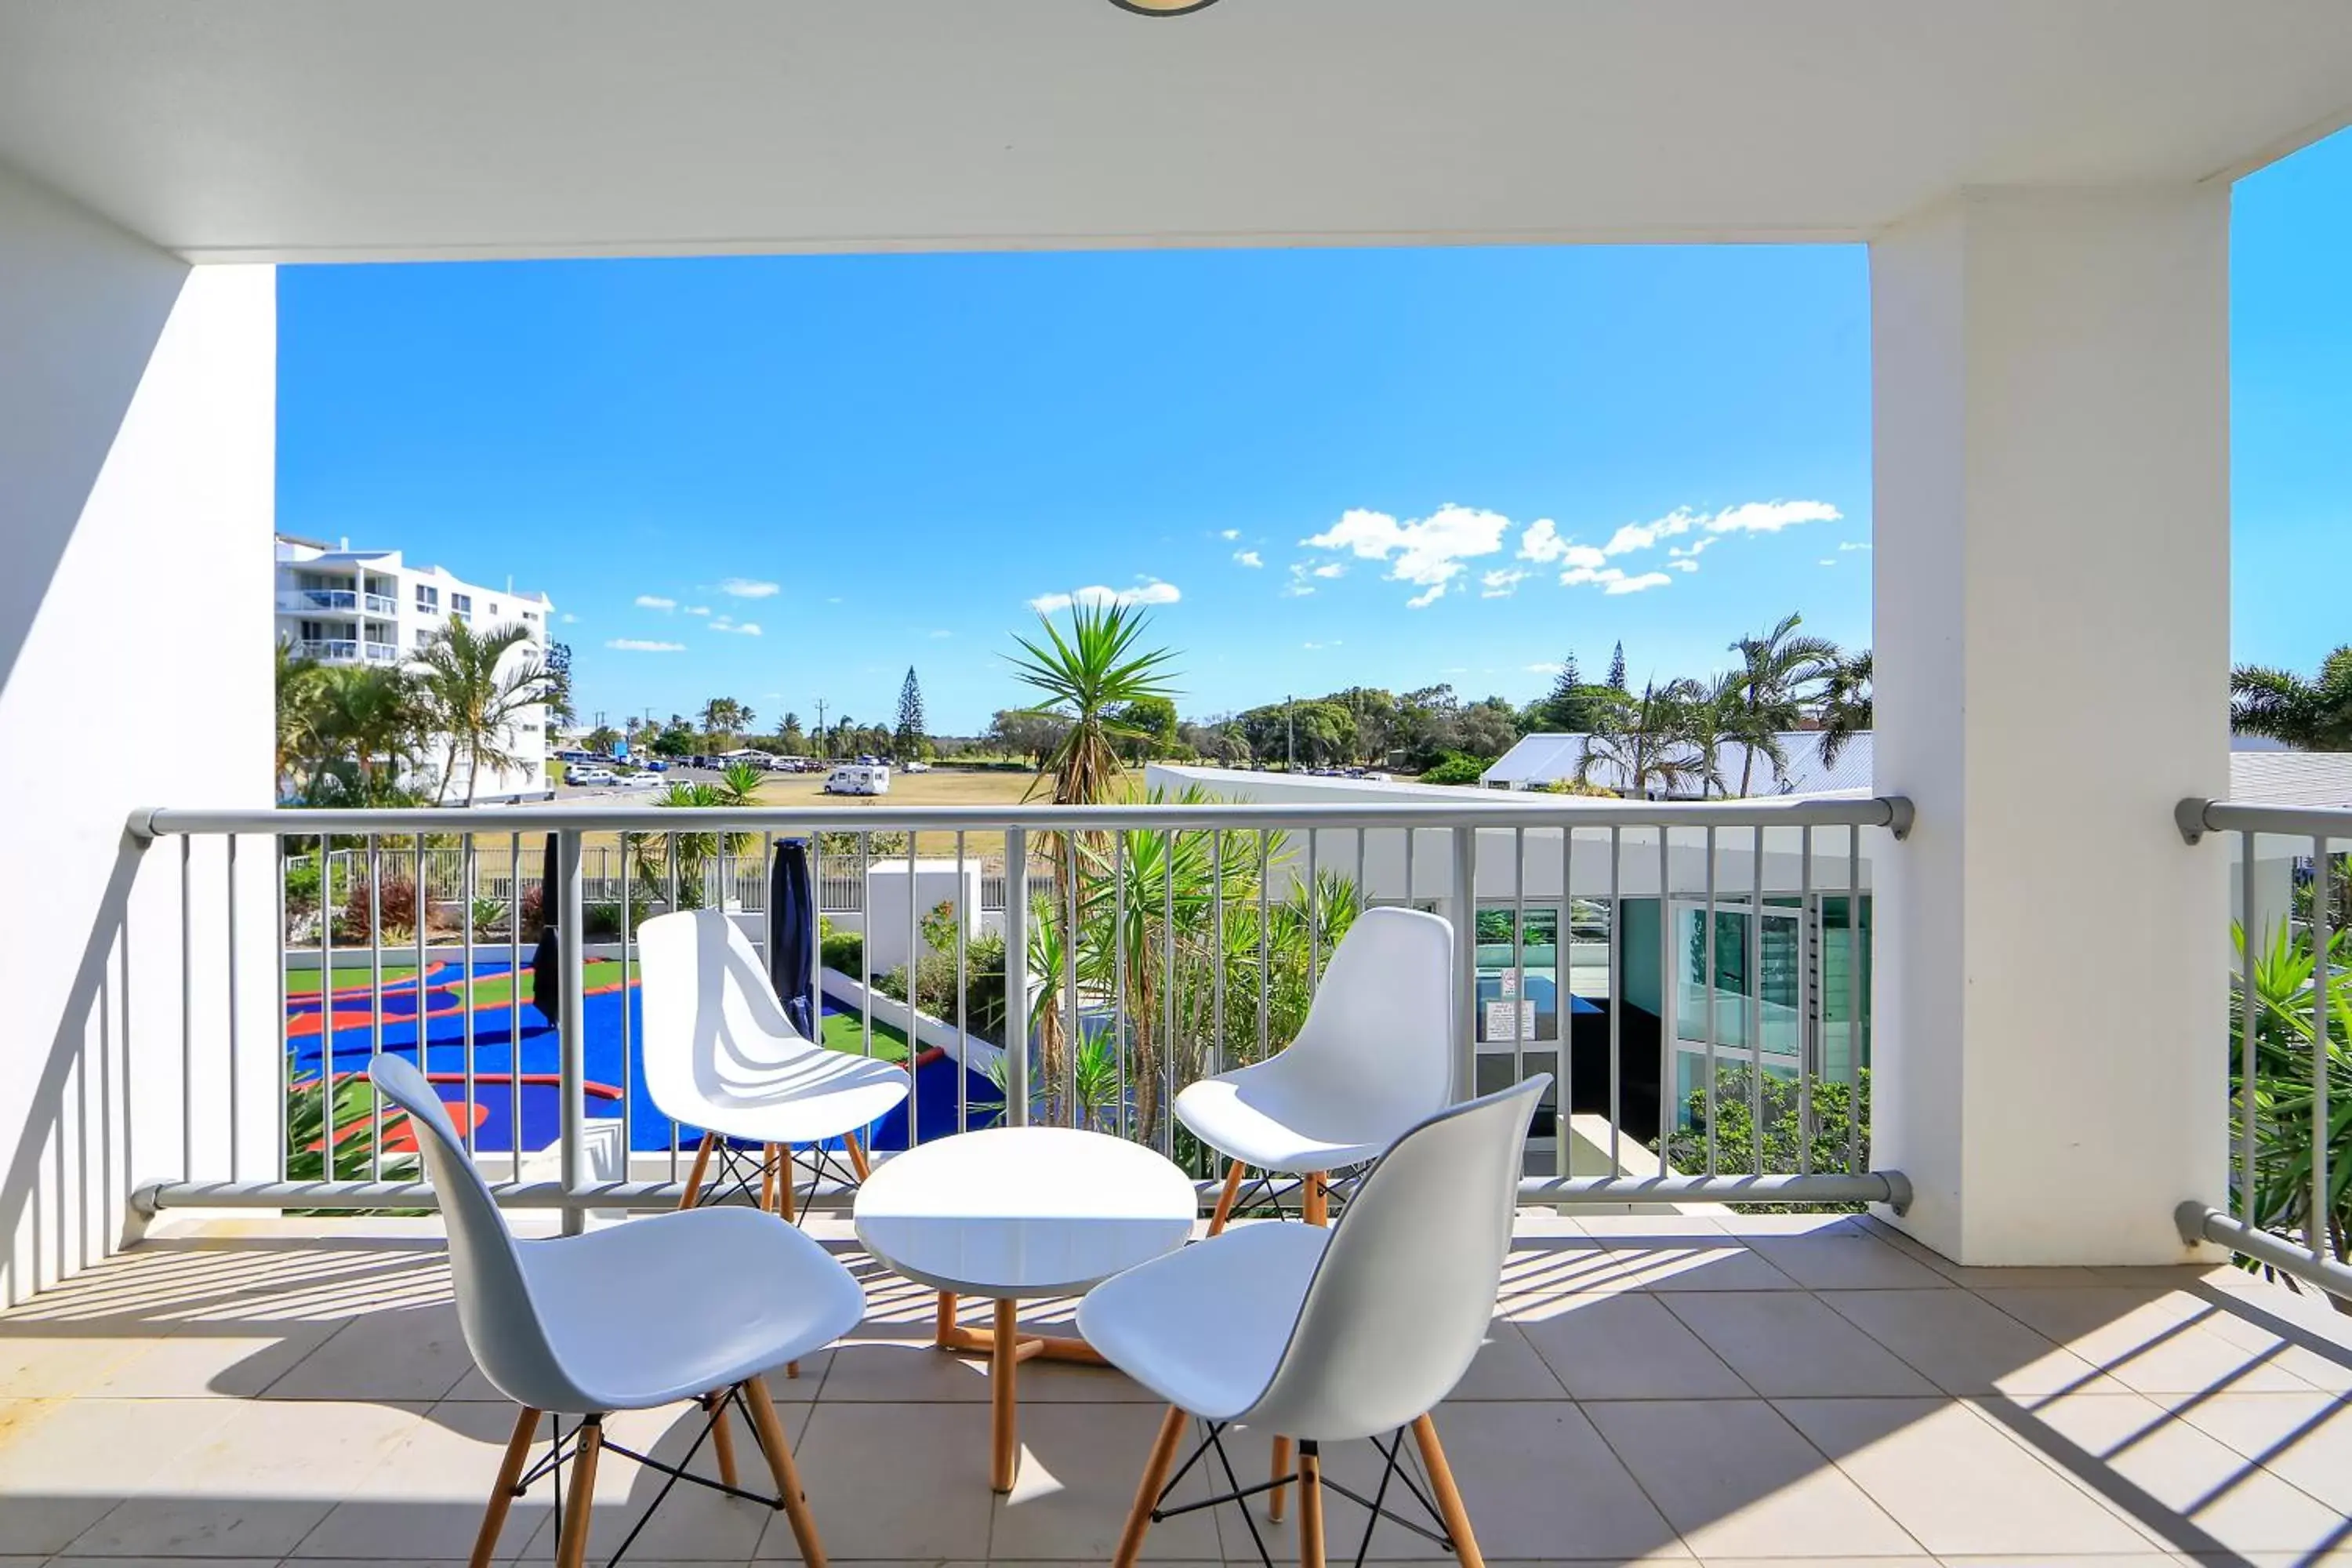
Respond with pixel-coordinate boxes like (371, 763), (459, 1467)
(2, 0), (2349, 263)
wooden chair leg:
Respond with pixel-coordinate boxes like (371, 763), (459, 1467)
(1298, 1440), (1327, 1568)
(1269, 1434), (1294, 1521)
(1270, 1171), (1329, 1523)
(1113, 1404), (1190, 1568)
(1410, 1414), (1485, 1568)
(777, 1142), (797, 1222)
(745, 1375), (829, 1568)
(679, 1131), (717, 1209)
(1207, 1159), (1247, 1236)
(845, 1131), (873, 1181)
(705, 1390), (739, 1489)
(555, 1416), (603, 1568)
(468, 1404), (541, 1568)
(760, 1143), (780, 1214)
(1302, 1169), (1330, 1228)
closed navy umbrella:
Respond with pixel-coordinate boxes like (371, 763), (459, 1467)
(769, 837), (818, 1037)
(531, 831), (561, 1028)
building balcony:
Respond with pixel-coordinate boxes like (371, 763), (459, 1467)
(291, 637), (401, 664)
(278, 588), (398, 616)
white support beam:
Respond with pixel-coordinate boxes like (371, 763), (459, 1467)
(1871, 186), (2230, 1265)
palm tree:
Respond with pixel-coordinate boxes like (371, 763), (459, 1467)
(274, 639), (328, 790)
(1727, 613), (1838, 795)
(315, 663), (426, 792)
(1007, 601), (1180, 805)
(2234, 648), (2352, 751)
(414, 619), (554, 805)
(1576, 681), (1702, 799)
(1816, 649), (1874, 768)
(701, 697), (745, 746)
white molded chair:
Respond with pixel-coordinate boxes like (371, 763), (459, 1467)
(1175, 905), (1456, 1232)
(639, 908), (909, 1218)
(368, 1054), (863, 1568)
(1081, 1076), (1548, 1568)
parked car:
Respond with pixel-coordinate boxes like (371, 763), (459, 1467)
(822, 764), (891, 797)
(902, 760), (932, 773)
(567, 765), (618, 786)
(641, 757), (668, 772)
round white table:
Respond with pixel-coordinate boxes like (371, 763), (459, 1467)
(852, 1126), (1198, 1492)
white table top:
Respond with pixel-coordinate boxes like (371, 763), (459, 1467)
(851, 1126), (1199, 1298)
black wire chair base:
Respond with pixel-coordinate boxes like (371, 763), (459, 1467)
(686, 1137), (862, 1214)
(1149, 1422), (1453, 1568)
(522, 1387), (789, 1568)
(1220, 1163), (1371, 1225)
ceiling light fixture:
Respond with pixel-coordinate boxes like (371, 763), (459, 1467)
(1107, 0), (1222, 15)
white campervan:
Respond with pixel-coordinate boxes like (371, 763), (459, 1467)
(822, 764), (891, 797)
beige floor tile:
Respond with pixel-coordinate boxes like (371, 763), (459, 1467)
(1443, 1318), (1567, 1400)
(1704, 1213), (1866, 1237)
(1661, 1292), (1939, 1399)
(1697, 1559), (1935, 1568)
(1596, 1242), (1802, 1293)
(1400, 1403), (1689, 1563)
(290, 1398), (568, 1560)
(1820, 1288), (2126, 1397)
(265, 1301), (478, 1401)
(0, 1331), (154, 1398)
(2166, 1388), (2352, 1513)
(1497, 1234), (1624, 1297)
(0, 1397), (238, 1555)
(1979, 1388), (2349, 1557)
(82, 1318), (347, 1399)
(764, 1399), (995, 1559)
(1574, 1215), (1732, 1239)
(1744, 1231), (1952, 1291)
(985, 1400), (1227, 1561)
(518, 1399), (813, 1565)
(1773, 1397), (2154, 1558)
(812, 1327), (992, 1403)
(1586, 1398), (1920, 1560)
(1513, 1294), (1751, 1401)
(59, 1398), (426, 1558)
(1978, 1287), (2324, 1396)
(1854, 1218), (2103, 1290)
(2194, 1292), (2352, 1395)
(1922, 1557), (2190, 1566)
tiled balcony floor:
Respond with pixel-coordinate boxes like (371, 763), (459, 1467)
(4, 1210), (2352, 1567)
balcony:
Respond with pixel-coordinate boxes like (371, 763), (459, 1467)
(278, 588), (398, 616)
(292, 637), (401, 664)
(0, 793), (2339, 1563)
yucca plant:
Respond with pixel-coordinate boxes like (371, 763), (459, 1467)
(2231, 919), (2352, 1301)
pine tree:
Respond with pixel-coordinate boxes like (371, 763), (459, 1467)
(1545, 653), (1584, 710)
(1606, 641), (1628, 692)
(895, 666), (927, 757)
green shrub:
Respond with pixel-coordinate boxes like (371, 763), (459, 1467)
(283, 860), (322, 912)
(821, 929), (865, 973)
(1416, 751), (1493, 786)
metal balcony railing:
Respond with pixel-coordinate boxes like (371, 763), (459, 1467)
(125, 796), (1914, 1232)
(2175, 797), (2352, 1307)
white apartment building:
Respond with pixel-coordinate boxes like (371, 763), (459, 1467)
(274, 534), (557, 800)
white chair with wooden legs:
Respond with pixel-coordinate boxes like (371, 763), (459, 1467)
(1172, 904), (1457, 1515)
(367, 1054), (863, 1568)
(1082, 1076), (1548, 1568)
(640, 909), (908, 1222)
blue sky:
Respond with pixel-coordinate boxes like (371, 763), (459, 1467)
(280, 129), (2350, 737)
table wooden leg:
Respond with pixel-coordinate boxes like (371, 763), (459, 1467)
(935, 1290), (960, 1347)
(990, 1298), (1019, 1493)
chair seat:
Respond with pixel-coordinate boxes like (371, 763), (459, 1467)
(668, 1047), (910, 1145)
(1174, 1064), (1423, 1173)
(1076, 1221), (1329, 1424)
(514, 1207), (866, 1412)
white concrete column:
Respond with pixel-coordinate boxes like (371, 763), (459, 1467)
(1871, 187), (2230, 1265)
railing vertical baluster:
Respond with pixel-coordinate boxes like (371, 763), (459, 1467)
(1114, 831), (1128, 1142)
(1750, 826), (1766, 1178)
(1512, 826), (1527, 1111)
(620, 831), (635, 1164)
(1211, 831), (1225, 1085)
(1005, 825), (1030, 1127)
(1307, 829), (1321, 992)
(368, 834), (383, 1179)
(1608, 826), (1622, 1171)
(1257, 830), (1271, 1065)
(557, 829), (586, 1236)
(1558, 824), (1573, 1184)
(1063, 827), (1080, 1127)
(859, 832), (873, 1060)
(2313, 833), (2333, 1264)
(907, 826), (920, 1152)
(510, 830), (524, 1184)
(1451, 825), (1478, 1105)
(955, 829), (969, 1135)
(1657, 825), (1675, 1157)
(413, 833), (427, 1132)
(462, 833), (477, 1156)
(667, 833), (681, 1174)
(276, 837), (289, 1182)
(1798, 826), (1815, 1176)
(320, 833), (336, 1181)
(2239, 829), (2259, 1225)
(1846, 825), (1862, 1177)
(1163, 832), (1176, 1157)
(1704, 825), (1719, 1177)
(227, 833), (241, 1184)
(180, 837), (193, 1181)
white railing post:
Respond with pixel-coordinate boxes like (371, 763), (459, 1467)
(1450, 824), (1478, 1105)
(1004, 824), (1029, 1127)
(557, 827), (586, 1234)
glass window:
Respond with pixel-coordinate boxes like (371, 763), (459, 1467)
(1474, 903), (1562, 1047)
(451, 592), (473, 613)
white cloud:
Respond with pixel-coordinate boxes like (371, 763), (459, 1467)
(558, 612), (579, 624)
(1819, 558), (1838, 567)
(719, 577), (780, 599)
(1027, 580), (1183, 615)
(1668, 559), (1700, 573)
(1310, 562), (1346, 579)
(684, 604), (712, 616)
(712, 620), (763, 635)
(608, 638), (685, 652)
(1838, 540), (1871, 552)
(1559, 565), (1675, 595)
(1480, 568), (1528, 598)
(1406, 583), (1448, 610)
(1604, 499), (1842, 557)
(633, 594), (677, 611)
(1668, 539), (1715, 561)
(1303, 640), (1343, 651)
(1233, 550), (1264, 568)
(1218, 528), (1241, 541)
(1301, 503), (1508, 599)
(1604, 572), (1674, 595)
(1525, 662), (1565, 675)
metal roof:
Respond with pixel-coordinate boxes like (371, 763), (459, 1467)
(1482, 731), (1874, 798)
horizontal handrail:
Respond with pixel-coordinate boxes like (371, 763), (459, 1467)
(2176, 1200), (2352, 1304)
(2176, 796), (2352, 844)
(129, 794), (1915, 840)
